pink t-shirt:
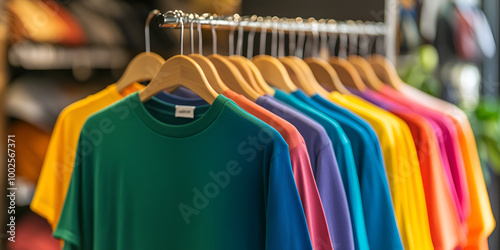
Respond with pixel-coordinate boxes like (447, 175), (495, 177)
(378, 86), (471, 224)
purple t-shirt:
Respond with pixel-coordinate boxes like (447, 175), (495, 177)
(256, 95), (353, 249)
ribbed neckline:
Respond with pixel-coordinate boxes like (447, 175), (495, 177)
(130, 92), (228, 138)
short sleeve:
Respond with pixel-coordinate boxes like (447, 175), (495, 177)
(53, 131), (94, 250)
(315, 143), (354, 250)
(30, 109), (76, 230)
(265, 146), (313, 250)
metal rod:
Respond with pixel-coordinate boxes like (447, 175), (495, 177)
(158, 11), (387, 36)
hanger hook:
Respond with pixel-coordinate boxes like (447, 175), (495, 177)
(375, 22), (385, 55)
(259, 17), (269, 55)
(327, 20), (338, 57)
(277, 18), (286, 58)
(288, 18), (296, 56)
(247, 16), (258, 58)
(228, 15), (236, 56)
(309, 18), (319, 58)
(210, 15), (218, 54)
(236, 17), (245, 56)
(198, 13), (208, 54)
(295, 17), (305, 58)
(270, 16), (279, 57)
(189, 14), (195, 54)
(347, 20), (358, 56)
(338, 22), (348, 58)
(318, 19), (328, 59)
(175, 10), (185, 55)
(145, 9), (160, 53)
(358, 21), (369, 57)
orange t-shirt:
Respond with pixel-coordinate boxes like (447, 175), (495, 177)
(400, 84), (496, 250)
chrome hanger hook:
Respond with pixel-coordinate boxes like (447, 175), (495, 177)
(358, 21), (370, 57)
(318, 19), (328, 59)
(189, 14), (195, 54)
(375, 23), (385, 55)
(271, 16), (279, 57)
(175, 10), (185, 55)
(259, 17), (269, 55)
(309, 18), (319, 58)
(347, 20), (358, 56)
(295, 17), (305, 58)
(338, 22), (348, 58)
(236, 17), (245, 56)
(145, 9), (160, 53)
(288, 18), (296, 56)
(327, 19), (338, 57)
(228, 15), (237, 56)
(247, 15), (258, 58)
(210, 15), (218, 54)
(198, 14), (206, 54)
(277, 18), (286, 58)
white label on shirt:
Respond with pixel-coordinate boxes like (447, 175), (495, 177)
(175, 105), (195, 118)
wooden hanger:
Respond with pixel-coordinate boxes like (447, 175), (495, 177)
(227, 56), (266, 95)
(347, 55), (384, 91)
(232, 56), (275, 95)
(115, 52), (165, 93)
(366, 54), (403, 90)
(252, 55), (297, 93)
(188, 54), (229, 94)
(279, 57), (316, 95)
(115, 10), (165, 93)
(208, 54), (261, 101)
(286, 56), (332, 97)
(304, 57), (351, 94)
(138, 55), (218, 104)
(329, 57), (368, 91)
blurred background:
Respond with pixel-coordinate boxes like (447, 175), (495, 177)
(0, 0), (498, 249)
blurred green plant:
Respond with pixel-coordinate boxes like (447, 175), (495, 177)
(399, 45), (442, 96)
(470, 99), (500, 178)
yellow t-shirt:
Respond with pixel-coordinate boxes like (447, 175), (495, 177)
(330, 92), (434, 250)
(30, 83), (142, 230)
(400, 84), (495, 249)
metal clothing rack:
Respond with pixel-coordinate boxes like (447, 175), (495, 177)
(155, 10), (387, 37)
(149, 10), (390, 58)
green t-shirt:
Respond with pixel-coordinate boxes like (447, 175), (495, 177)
(54, 93), (312, 250)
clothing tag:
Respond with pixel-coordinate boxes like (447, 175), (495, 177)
(175, 105), (195, 118)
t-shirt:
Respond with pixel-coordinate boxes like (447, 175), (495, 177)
(255, 94), (346, 249)
(330, 92), (434, 250)
(289, 91), (369, 250)
(156, 90), (333, 250)
(379, 86), (470, 224)
(54, 93), (313, 250)
(30, 83), (141, 230)
(273, 89), (355, 250)
(400, 84), (496, 249)
(358, 89), (467, 249)
(309, 94), (402, 250)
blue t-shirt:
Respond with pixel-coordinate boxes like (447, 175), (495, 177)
(310, 94), (403, 250)
(274, 89), (356, 250)
(256, 95), (349, 248)
(287, 90), (369, 250)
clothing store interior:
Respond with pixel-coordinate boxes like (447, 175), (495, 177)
(1, 0), (500, 249)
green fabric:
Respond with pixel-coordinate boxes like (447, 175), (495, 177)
(54, 93), (312, 250)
